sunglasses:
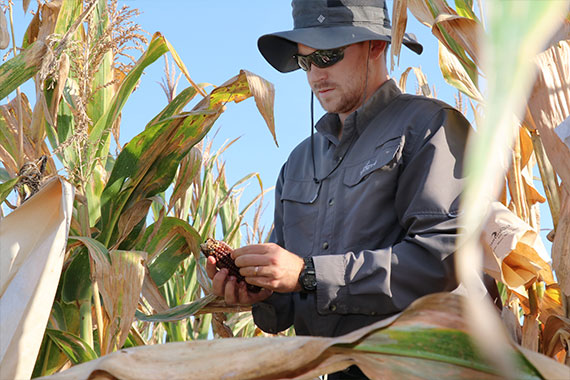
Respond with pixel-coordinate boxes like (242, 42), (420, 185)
(294, 46), (347, 71)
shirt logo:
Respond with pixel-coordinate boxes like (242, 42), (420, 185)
(317, 14), (326, 23)
(360, 160), (378, 176)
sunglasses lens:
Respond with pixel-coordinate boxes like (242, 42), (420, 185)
(296, 56), (311, 71)
(313, 50), (342, 68)
(295, 47), (345, 71)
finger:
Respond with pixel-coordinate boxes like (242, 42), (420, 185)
(239, 264), (262, 278)
(224, 276), (239, 304)
(205, 256), (218, 279)
(232, 244), (268, 258)
(211, 268), (228, 297)
(234, 254), (271, 268)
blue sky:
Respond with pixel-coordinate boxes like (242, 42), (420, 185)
(5, 1), (553, 252)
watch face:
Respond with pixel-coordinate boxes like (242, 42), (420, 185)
(302, 275), (317, 291)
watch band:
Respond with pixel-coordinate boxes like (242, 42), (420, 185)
(299, 257), (317, 292)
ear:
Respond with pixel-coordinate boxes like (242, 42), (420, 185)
(369, 40), (387, 59)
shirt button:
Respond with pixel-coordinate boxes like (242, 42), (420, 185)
(328, 198), (334, 206)
(322, 242), (329, 250)
(329, 304), (337, 311)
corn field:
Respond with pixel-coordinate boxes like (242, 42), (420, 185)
(0, 1), (569, 379)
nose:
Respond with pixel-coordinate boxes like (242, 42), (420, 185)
(307, 64), (328, 84)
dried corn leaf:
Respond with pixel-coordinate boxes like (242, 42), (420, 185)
(398, 67), (413, 91)
(457, 2), (568, 374)
(433, 13), (482, 67)
(0, 177), (74, 380)
(542, 315), (570, 362)
(39, 293), (562, 380)
(552, 186), (570, 295)
(168, 146), (202, 214)
(482, 202), (554, 292)
(243, 69), (277, 147)
(114, 198), (152, 248)
(526, 40), (570, 191)
(438, 42), (483, 102)
(71, 236), (147, 355)
(98, 249), (146, 355)
(407, 0), (456, 28)
(141, 270), (169, 313)
(0, 9), (9, 50)
(391, 0), (407, 71)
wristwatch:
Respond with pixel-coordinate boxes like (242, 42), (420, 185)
(299, 257), (317, 292)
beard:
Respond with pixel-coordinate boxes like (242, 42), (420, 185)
(312, 70), (367, 115)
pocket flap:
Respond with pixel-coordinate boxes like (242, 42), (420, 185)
(343, 141), (401, 187)
(280, 179), (321, 204)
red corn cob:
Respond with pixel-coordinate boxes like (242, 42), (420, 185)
(200, 238), (261, 293)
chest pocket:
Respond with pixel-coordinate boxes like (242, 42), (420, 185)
(280, 179), (321, 255)
(343, 139), (402, 187)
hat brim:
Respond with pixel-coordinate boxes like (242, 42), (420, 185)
(258, 25), (423, 73)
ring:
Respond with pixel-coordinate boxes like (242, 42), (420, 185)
(254, 266), (259, 276)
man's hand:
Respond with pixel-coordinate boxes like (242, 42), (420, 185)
(206, 256), (273, 305)
(233, 243), (304, 293)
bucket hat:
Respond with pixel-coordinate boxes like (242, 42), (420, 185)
(258, 0), (423, 73)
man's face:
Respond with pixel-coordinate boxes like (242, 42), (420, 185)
(298, 42), (369, 118)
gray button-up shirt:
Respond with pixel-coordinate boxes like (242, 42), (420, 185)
(252, 79), (470, 337)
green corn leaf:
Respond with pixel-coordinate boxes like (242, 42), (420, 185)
(69, 235), (111, 264)
(135, 294), (217, 322)
(86, 32), (170, 171)
(98, 70), (274, 246)
(141, 217), (201, 287)
(0, 177), (19, 204)
(0, 41), (46, 100)
(87, 32), (202, 174)
(45, 328), (98, 364)
(54, 0), (83, 37)
(0, 103), (20, 168)
(0, 167), (11, 182)
(32, 333), (69, 378)
(454, 0), (478, 21)
(87, 0), (113, 128)
(61, 250), (92, 303)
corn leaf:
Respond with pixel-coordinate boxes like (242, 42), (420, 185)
(98, 70), (274, 247)
(135, 294), (217, 323)
(45, 329), (98, 365)
(32, 334), (69, 378)
(456, 0), (570, 375)
(140, 217), (201, 287)
(0, 177), (74, 380)
(438, 42), (483, 102)
(98, 249), (147, 355)
(87, 32), (205, 172)
(0, 8), (9, 50)
(60, 250), (91, 303)
(86, 0), (113, 126)
(0, 177), (19, 204)
(433, 13), (482, 67)
(552, 187), (570, 295)
(0, 40), (46, 100)
(454, 0), (478, 22)
(391, 0), (408, 71)
(40, 293), (564, 380)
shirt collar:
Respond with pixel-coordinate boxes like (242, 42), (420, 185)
(315, 79), (402, 144)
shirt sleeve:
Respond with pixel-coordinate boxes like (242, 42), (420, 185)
(312, 108), (469, 316)
(251, 164), (295, 333)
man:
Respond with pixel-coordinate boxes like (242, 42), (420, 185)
(206, 0), (470, 377)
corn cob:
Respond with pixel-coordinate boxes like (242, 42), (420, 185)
(200, 238), (261, 293)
